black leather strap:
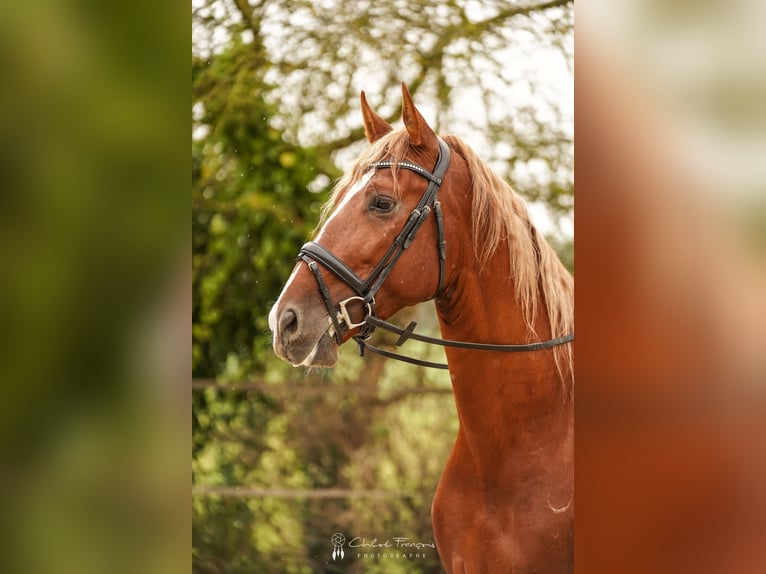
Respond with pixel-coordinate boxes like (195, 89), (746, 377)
(365, 316), (575, 351)
(304, 260), (344, 343)
(355, 315), (573, 369)
(358, 340), (450, 369)
(432, 200), (446, 299)
(299, 243), (366, 295)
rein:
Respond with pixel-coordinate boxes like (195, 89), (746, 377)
(297, 136), (574, 370)
(359, 317), (575, 370)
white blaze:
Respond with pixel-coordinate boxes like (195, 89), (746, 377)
(314, 171), (373, 242)
(268, 263), (301, 333)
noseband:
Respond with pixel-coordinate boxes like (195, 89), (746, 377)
(296, 137), (573, 369)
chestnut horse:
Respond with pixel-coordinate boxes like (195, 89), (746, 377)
(269, 84), (574, 573)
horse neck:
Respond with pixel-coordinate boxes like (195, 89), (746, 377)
(434, 241), (573, 476)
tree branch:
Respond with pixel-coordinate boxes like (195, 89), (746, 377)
(479, 0), (573, 33)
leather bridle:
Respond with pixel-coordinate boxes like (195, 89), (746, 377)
(296, 136), (573, 369)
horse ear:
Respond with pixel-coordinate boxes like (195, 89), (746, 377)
(360, 91), (393, 143)
(401, 82), (437, 148)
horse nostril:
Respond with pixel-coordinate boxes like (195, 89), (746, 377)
(279, 308), (299, 342)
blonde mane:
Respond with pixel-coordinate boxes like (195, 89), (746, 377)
(322, 129), (574, 381)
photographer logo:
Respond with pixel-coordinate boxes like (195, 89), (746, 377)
(330, 532), (346, 561)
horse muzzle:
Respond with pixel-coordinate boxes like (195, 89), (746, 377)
(269, 303), (339, 367)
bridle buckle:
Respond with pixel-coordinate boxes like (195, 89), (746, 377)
(337, 296), (374, 330)
(327, 295), (374, 342)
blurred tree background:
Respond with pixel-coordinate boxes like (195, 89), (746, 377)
(192, 0), (573, 571)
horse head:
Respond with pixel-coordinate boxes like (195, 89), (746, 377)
(268, 83), (465, 367)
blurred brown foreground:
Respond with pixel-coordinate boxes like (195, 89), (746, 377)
(576, 2), (766, 572)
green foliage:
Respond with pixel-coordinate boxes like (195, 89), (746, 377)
(192, 42), (329, 379)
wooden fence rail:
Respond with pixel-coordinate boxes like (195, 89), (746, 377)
(191, 486), (413, 499)
(191, 378), (452, 397)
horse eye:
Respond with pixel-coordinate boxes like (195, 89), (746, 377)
(370, 195), (396, 213)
